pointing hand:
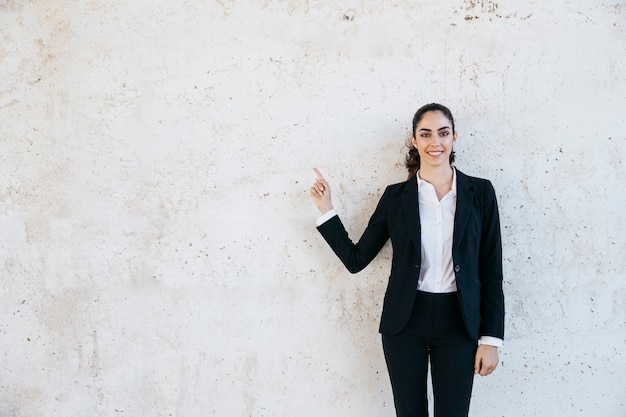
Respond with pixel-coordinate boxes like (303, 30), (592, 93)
(310, 168), (334, 214)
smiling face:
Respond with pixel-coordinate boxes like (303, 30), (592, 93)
(411, 110), (457, 170)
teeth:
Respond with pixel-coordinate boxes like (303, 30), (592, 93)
(428, 151), (443, 155)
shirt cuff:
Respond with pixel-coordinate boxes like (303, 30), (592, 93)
(478, 336), (503, 347)
(315, 209), (338, 227)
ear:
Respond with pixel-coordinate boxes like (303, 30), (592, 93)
(411, 134), (418, 148)
(453, 131), (458, 143)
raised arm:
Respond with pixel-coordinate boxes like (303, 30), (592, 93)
(310, 168), (392, 274)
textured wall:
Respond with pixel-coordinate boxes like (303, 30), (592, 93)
(1, 1), (625, 416)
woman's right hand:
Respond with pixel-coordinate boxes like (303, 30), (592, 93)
(310, 168), (334, 214)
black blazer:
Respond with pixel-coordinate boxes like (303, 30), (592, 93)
(317, 168), (504, 340)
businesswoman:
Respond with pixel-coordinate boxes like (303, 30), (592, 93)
(310, 103), (504, 417)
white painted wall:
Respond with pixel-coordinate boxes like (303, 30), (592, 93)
(1, 1), (624, 416)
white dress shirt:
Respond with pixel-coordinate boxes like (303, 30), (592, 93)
(416, 170), (457, 293)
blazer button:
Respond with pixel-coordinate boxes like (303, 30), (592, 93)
(454, 265), (461, 272)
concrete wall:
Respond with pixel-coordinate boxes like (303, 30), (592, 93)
(1, 1), (624, 416)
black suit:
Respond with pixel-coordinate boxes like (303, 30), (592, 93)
(317, 168), (504, 340)
(316, 168), (504, 417)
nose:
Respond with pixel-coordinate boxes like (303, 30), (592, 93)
(430, 135), (442, 146)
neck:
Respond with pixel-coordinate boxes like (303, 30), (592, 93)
(418, 164), (454, 185)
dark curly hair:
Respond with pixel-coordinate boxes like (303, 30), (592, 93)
(405, 103), (456, 179)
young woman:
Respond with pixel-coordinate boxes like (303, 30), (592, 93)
(310, 103), (504, 417)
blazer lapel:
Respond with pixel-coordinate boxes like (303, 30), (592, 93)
(402, 175), (421, 256)
(454, 169), (475, 246)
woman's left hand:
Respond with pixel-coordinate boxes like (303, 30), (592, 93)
(474, 344), (499, 376)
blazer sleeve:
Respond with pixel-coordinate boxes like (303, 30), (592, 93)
(478, 180), (505, 340)
(316, 187), (391, 274)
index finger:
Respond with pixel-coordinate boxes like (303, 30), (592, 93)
(312, 167), (326, 181)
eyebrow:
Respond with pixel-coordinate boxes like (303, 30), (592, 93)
(418, 126), (451, 132)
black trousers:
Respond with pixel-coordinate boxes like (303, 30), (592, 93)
(382, 291), (477, 417)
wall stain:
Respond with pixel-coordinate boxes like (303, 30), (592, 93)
(457, 0), (533, 21)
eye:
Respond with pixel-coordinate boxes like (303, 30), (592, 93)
(441, 131), (449, 136)
(420, 133), (430, 138)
